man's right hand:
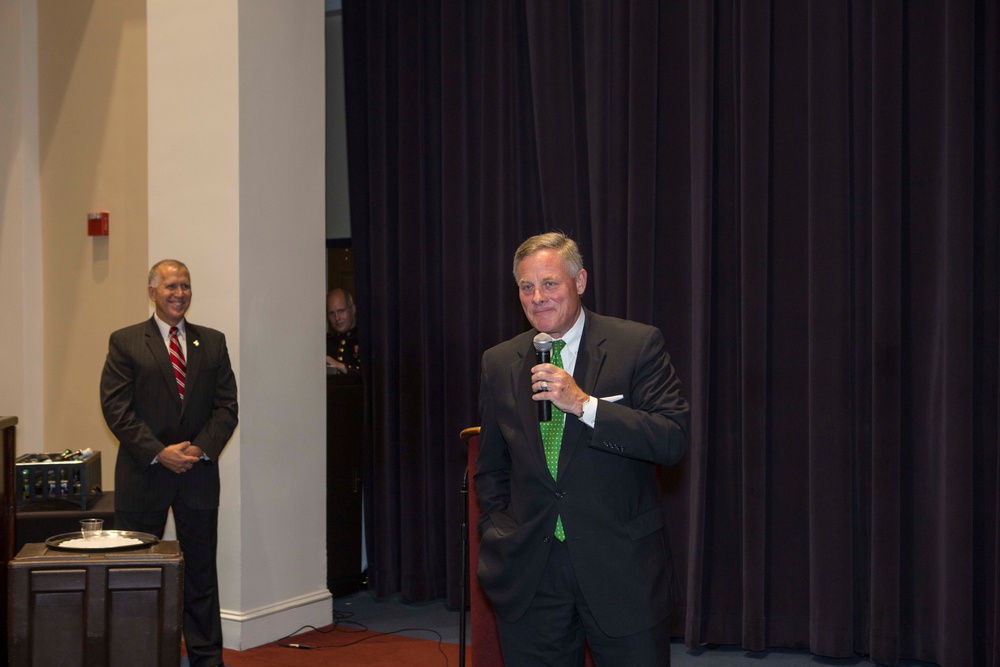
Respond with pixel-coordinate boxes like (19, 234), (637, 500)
(157, 441), (200, 473)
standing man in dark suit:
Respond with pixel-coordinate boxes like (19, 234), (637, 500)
(476, 233), (689, 666)
(101, 259), (238, 667)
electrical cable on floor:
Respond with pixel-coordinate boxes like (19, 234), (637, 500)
(275, 608), (451, 666)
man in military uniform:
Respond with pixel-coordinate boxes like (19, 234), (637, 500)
(326, 288), (361, 375)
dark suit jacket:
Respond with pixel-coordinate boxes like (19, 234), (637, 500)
(475, 309), (689, 637)
(100, 317), (239, 512)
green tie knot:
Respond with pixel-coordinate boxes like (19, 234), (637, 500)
(551, 338), (566, 366)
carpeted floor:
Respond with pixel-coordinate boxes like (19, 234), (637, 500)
(219, 593), (463, 666)
(218, 626), (459, 667)
(202, 637), (943, 667)
(182, 593), (940, 667)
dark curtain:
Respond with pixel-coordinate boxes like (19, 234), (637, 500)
(342, 2), (1000, 665)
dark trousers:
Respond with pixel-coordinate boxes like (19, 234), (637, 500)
(117, 502), (223, 667)
(495, 540), (671, 667)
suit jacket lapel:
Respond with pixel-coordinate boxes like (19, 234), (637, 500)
(512, 336), (552, 481)
(180, 322), (206, 416)
(557, 311), (606, 479)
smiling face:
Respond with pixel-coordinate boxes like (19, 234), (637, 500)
(148, 264), (191, 326)
(516, 249), (587, 339)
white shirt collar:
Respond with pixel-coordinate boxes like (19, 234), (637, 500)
(551, 309), (585, 375)
(153, 314), (186, 340)
(556, 308), (585, 354)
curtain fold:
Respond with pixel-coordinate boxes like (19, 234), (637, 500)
(342, 2), (1000, 664)
(735, 0), (772, 653)
(805, 0), (855, 656)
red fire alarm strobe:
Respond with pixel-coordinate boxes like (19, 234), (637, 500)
(88, 212), (109, 236)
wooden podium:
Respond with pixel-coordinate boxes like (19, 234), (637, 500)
(8, 541), (183, 667)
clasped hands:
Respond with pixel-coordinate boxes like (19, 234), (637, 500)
(158, 441), (205, 474)
(531, 363), (589, 418)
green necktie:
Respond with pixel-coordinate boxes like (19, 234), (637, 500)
(540, 339), (567, 541)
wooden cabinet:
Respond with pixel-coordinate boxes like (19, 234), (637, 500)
(8, 541), (183, 667)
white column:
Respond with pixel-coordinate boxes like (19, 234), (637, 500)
(147, 0), (329, 649)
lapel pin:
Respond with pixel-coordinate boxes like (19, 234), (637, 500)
(193, 340), (200, 347)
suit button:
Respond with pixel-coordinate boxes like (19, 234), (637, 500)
(555, 492), (565, 499)
(543, 536), (551, 543)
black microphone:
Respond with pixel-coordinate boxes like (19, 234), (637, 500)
(533, 332), (554, 422)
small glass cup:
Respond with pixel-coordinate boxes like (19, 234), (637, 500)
(80, 518), (103, 539)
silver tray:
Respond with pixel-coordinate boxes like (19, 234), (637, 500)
(45, 530), (159, 552)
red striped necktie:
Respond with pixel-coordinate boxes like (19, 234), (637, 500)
(168, 326), (186, 401)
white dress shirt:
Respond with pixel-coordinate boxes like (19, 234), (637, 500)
(551, 310), (598, 428)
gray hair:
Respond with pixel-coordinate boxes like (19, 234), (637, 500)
(148, 260), (190, 287)
(512, 232), (584, 281)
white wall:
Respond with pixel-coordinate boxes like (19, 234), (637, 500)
(147, 0), (330, 649)
(36, 0), (149, 491)
(0, 0), (43, 451)
(1, 0), (330, 650)
(236, 0), (330, 646)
